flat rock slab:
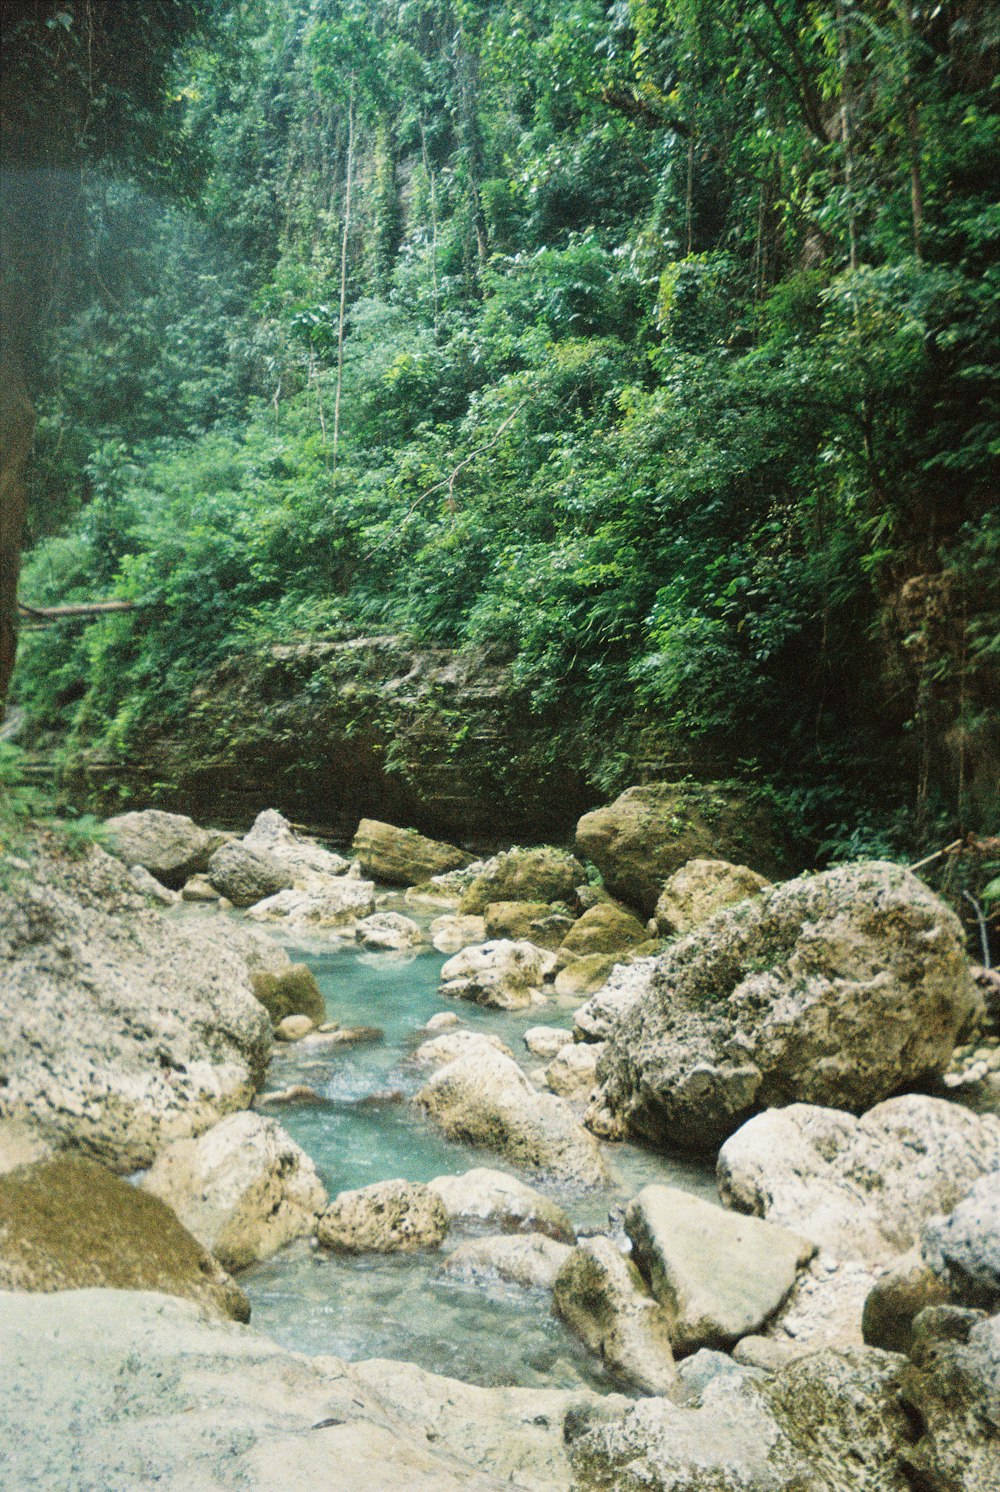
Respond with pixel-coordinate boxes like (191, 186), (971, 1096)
(352, 818), (472, 886)
(0, 1289), (631, 1491)
(624, 1184), (815, 1352)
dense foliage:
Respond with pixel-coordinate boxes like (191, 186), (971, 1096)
(10, 0), (1000, 855)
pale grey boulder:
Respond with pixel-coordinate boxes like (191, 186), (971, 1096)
(441, 1232), (572, 1290)
(922, 1171), (1000, 1311)
(553, 1235), (678, 1396)
(244, 808), (351, 881)
(428, 1167), (575, 1242)
(206, 839), (293, 907)
(718, 1096), (1000, 1267)
(318, 1178), (449, 1253)
(139, 1111), (327, 1271)
(524, 1025), (575, 1059)
(246, 877), (376, 928)
(0, 841), (277, 1171)
(355, 911), (426, 949)
(439, 939), (557, 1010)
(593, 861), (978, 1153)
(411, 1030), (514, 1068)
(415, 1049), (607, 1186)
(104, 808), (224, 888)
(624, 1184), (815, 1353)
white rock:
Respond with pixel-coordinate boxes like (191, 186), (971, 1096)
(546, 1043), (603, 1100)
(524, 1026), (574, 1059)
(428, 1168), (574, 1241)
(431, 914), (487, 954)
(440, 939), (558, 1010)
(355, 912), (426, 949)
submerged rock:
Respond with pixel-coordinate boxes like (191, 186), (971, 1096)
(0, 1157), (248, 1321)
(442, 1232), (571, 1290)
(0, 841), (276, 1171)
(318, 1178), (448, 1253)
(206, 839), (293, 907)
(653, 857), (771, 936)
(459, 847), (586, 915)
(439, 939), (557, 1009)
(593, 861), (978, 1153)
(575, 782), (783, 916)
(553, 1235), (677, 1395)
(351, 818), (472, 885)
(104, 809), (225, 889)
(428, 1167), (575, 1242)
(415, 1049), (607, 1186)
(718, 1096), (1000, 1267)
(624, 1184), (815, 1353)
(140, 1111), (327, 1271)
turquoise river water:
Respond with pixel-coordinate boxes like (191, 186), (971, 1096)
(239, 903), (717, 1392)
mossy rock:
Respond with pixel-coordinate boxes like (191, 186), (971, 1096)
(251, 964), (326, 1027)
(459, 847), (586, 915)
(576, 782), (792, 916)
(0, 1157), (249, 1321)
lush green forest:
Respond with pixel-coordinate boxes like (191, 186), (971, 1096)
(4, 0), (999, 857)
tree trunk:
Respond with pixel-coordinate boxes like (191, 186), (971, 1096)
(0, 352), (35, 707)
(333, 89), (355, 475)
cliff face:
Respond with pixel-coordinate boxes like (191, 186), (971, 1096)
(68, 636), (600, 844)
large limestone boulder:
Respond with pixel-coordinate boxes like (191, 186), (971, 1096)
(575, 782), (784, 916)
(553, 1236), (677, 1395)
(243, 809), (351, 881)
(718, 1096), (1000, 1267)
(250, 962), (326, 1027)
(0, 1289), (632, 1492)
(593, 861), (978, 1153)
(459, 847), (586, 915)
(206, 839), (293, 907)
(569, 1344), (912, 1491)
(246, 878), (376, 929)
(558, 902), (647, 961)
(139, 1112), (327, 1271)
(318, 1178), (449, 1253)
(442, 1233), (572, 1290)
(415, 1049), (607, 1186)
(352, 818), (472, 885)
(624, 1185), (815, 1353)
(428, 1168), (574, 1242)
(0, 842), (276, 1171)
(574, 960), (657, 1042)
(439, 939), (557, 1009)
(653, 858), (771, 935)
(103, 809), (225, 889)
(0, 1157), (248, 1321)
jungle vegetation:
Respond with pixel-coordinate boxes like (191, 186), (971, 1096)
(3, 0), (999, 859)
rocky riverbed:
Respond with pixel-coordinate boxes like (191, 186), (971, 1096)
(1, 788), (998, 1489)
